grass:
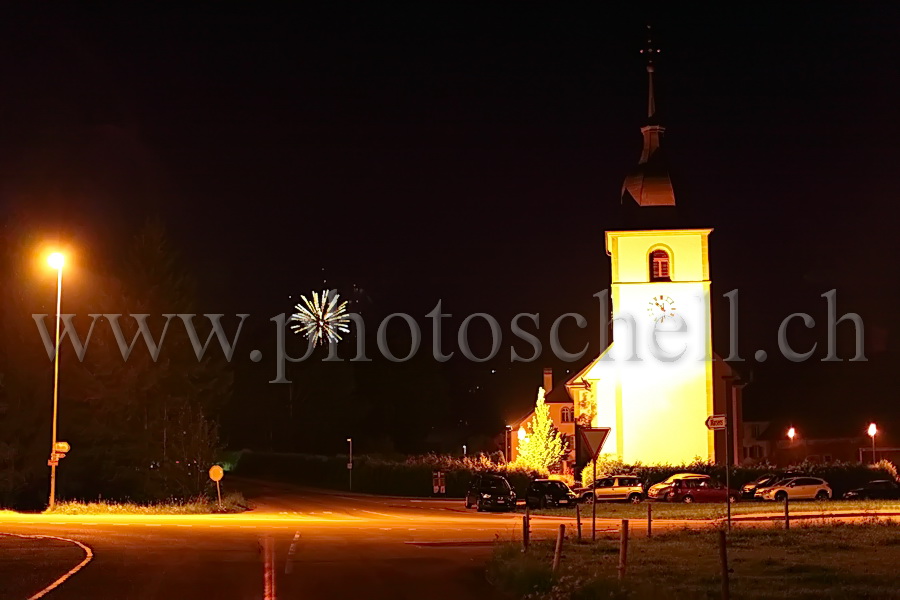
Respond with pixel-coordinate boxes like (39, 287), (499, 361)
(518, 499), (900, 520)
(488, 520), (900, 599)
(44, 492), (249, 515)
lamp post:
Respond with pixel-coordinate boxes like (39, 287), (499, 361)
(347, 438), (353, 491)
(47, 252), (64, 509)
(787, 426), (795, 444)
(868, 423), (878, 464)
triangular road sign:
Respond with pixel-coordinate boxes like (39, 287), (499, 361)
(580, 427), (611, 459)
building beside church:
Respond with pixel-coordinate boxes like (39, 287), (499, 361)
(509, 40), (745, 471)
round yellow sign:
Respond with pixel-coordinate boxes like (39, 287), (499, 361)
(208, 465), (224, 482)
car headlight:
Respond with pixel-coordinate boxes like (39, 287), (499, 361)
(481, 493), (492, 499)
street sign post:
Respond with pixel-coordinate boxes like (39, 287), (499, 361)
(209, 465), (224, 507)
(432, 471), (446, 494)
(580, 427), (611, 541)
(705, 415), (727, 430)
(706, 414), (731, 529)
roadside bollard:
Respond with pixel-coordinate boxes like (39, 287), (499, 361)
(617, 519), (629, 581)
(552, 524), (565, 572)
(576, 503), (582, 541)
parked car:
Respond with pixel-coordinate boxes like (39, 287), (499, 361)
(575, 475), (644, 503)
(647, 473), (711, 501)
(843, 480), (900, 500)
(525, 479), (577, 508)
(759, 477), (832, 501)
(465, 474), (516, 512)
(662, 478), (739, 504)
(741, 472), (800, 499)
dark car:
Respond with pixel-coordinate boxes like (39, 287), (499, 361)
(525, 479), (577, 509)
(465, 474), (516, 511)
(742, 472), (800, 499)
(843, 480), (900, 500)
(664, 478), (739, 504)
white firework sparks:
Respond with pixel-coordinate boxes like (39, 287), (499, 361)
(290, 289), (350, 345)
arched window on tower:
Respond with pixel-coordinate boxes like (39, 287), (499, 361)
(649, 249), (671, 282)
(560, 406), (574, 423)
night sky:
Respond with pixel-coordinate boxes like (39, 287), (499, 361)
(1, 5), (898, 449)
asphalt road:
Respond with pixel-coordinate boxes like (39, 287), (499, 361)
(0, 480), (590, 600)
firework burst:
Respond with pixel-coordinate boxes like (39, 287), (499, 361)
(290, 289), (350, 345)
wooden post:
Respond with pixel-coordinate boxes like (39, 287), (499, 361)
(522, 508), (530, 551)
(718, 530), (730, 600)
(576, 502), (582, 541)
(216, 480), (222, 508)
(591, 460), (597, 540)
(552, 524), (565, 572)
(783, 496), (790, 530)
(617, 519), (629, 581)
(647, 503), (652, 538)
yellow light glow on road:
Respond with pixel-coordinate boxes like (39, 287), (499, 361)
(47, 252), (65, 270)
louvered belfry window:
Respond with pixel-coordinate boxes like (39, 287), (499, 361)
(650, 249), (671, 281)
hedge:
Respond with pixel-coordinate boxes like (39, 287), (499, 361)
(232, 451), (542, 497)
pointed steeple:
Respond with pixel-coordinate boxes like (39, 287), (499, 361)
(621, 26), (676, 209)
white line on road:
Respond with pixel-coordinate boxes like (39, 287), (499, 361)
(0, 532), (93, 600)
(262, 535), (276, 600)
(284, 531), (300, 574)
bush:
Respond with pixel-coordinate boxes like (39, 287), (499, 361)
(235, 451), (542, 497)
(580, 457), (899, 497)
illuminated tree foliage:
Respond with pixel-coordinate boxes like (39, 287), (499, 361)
(515, 388), (569, 474)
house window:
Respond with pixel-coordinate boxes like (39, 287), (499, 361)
(649, 249), (671, 281)
(560, 406), (574, 423)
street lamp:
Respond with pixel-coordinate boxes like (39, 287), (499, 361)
(47, 252), (64, 509)
(868, 423), (878, 464)
(787, 426), (796, 444)
(347, 438), (353, 491)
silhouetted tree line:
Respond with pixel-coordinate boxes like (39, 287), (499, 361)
(0, 220), (229, 509)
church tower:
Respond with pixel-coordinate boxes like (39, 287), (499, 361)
(567, 30), (717, 464)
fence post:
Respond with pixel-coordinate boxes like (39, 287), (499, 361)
(576, 502), (582, 541)
(783, 496), (790, 531)
(647, 502), (652, 538)
(552, 524), (565, 572)
(617, 519), (629, 581)
(718, 529), (730, 600)
(522, 507), (531, 551)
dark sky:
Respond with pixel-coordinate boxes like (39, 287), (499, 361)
(1, 4), (898, 445)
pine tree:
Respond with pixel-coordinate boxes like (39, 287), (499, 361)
(515, 388), (569, 474)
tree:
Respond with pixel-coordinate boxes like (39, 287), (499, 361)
(515, 388), (569, 474)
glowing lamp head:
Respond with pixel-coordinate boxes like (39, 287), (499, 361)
(868, 423), (877, 438)
(47, 252), (65, 270)
(517, 427), (527, 441)
(787, 427), (796, 441)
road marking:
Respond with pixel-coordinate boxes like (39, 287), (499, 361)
(144, 524), (161, 527)
(357, 509), (401, 519)
(262, 535), (276, 600)
(175, 524), (192, 527)
(284, 531), (300, 574)
(0, 533), (93, 600)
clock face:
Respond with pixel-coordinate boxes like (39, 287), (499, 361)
(647, 294), (677, 323)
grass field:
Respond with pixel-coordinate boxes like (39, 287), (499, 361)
(44, 492), (248, 515)
(488, 521), (900, 599)
(517, 499), (900, 520)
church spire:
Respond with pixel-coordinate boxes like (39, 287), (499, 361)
(621, 25), (676, 210)
(641, 25), (659, 120)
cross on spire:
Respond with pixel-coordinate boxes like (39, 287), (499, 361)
(639, 25), (659, 119)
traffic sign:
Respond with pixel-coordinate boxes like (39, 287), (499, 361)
(580, 427), (611, 459)
(208, 465), (224, 482)
(705, 415), (727, 430)
(54, 441), (70, 453)
(347, 462), (353, 470)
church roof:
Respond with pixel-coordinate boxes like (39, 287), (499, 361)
(620, 28), (677, 217)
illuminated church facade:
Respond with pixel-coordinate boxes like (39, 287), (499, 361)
(510, 40), (744, 469)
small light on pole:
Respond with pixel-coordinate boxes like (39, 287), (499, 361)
(868, 423), (878, 464)
(787, 426), (796, 444)
(346, 438), (353, 491)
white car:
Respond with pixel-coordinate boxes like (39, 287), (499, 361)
(759, 477), (832, 501)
